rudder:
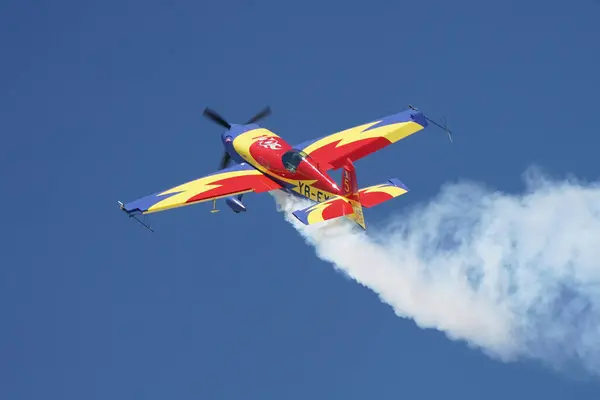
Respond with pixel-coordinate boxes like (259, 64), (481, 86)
(341, 159), (366, 230)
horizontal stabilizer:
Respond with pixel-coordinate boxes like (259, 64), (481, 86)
(358, 178), (409, 208)
(292, 195), (353, 226)
(291, 178), (409, 227)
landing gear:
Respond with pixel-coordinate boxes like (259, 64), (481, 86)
(210, 198), (220, 213)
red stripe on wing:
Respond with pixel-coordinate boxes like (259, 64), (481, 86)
(310, 137), (391, 170)
(185, 174), (280, 204)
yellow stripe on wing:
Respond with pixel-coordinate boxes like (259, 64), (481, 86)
(147, 169), (264, 213)
(360, 184), (407, 197)
(302, 122), (375, 154)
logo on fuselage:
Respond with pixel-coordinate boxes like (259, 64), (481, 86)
(256, 137), (282, 150)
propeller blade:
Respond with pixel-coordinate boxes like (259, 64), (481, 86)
(245, 106), (272, 124)
(203, 108), (231, 129)
(219, 152), (231, 170)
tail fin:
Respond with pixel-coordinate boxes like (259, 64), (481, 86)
(341, 159), (366, 229)
(291, 159), (409, 230)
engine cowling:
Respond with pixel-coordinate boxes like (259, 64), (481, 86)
(225, 196), (247, 213)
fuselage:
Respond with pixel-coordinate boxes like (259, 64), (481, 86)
(221, 124), (342, 202)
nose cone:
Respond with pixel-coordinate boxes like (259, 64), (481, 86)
(221, 129), (234, 146)
(219, 124), (261, 166)
(220, 124), (259, 144)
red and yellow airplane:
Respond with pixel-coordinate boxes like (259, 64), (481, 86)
(119, 105), (448, 231)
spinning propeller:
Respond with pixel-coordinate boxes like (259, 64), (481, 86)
(202, 106), (272, 169)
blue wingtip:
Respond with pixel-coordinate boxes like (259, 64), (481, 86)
(410, 111), (428, 129)
(387, 178), (409, 191)
(292, 209), (310, 225)
(119, 201), (144, 218)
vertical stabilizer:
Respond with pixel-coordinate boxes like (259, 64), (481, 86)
(341, 158), (366, 230)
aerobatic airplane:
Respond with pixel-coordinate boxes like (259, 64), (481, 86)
(118, 105), (450, 231)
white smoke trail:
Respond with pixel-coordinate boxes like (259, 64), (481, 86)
(270, 167), (600, 376)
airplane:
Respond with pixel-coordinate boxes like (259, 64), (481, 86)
(118, 104), (451, 231)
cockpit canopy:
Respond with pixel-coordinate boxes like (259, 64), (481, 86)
(282, 149), (310, 173)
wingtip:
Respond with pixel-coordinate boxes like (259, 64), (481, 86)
(118, 200), (141, 217)
(387, 178), (409, 192)
(292, 210), (309, 226)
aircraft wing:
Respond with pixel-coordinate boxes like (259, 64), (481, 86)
(293, 109), (428, 171)
(120, 163), (281, 215)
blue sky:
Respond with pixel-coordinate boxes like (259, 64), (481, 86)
(2, 0), (600, 398)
